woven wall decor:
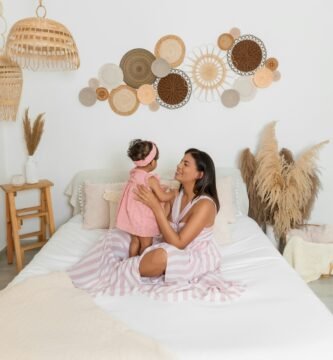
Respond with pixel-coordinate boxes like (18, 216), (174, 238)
(5, 0), (79, 71)
(108, 85), (139, 116)
(217, 33), (234, 51)
(137, 84), (156, 105)
(98, 63), (123, 90)
(221, 89), (240, 108)
(227, 35), (266, 75)
(154, 35), (186, 68)
(154, 69), (191, 109)
(88, 78), (100, 90)
(265, 57), (279, 71)
(78, 87), (97, 107)
(149, 101), (160, 112)
(0, 3), (23, 121)
(215, 28), (280, 108)
(185, 45), (232, 102)
(151, 58), (171, 78)
(120, 48), (156, 89)
(78, 29), (279, 115)
(233, 76), (257, 101)
(96, 87), (109, 101)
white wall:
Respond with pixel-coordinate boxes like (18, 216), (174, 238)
(0, 0), (332, 250)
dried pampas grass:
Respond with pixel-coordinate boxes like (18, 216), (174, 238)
(254, 122), (286, 212)
(279, 148), (294, 165)
(23, 108), (45, 156)
(239, 148), (267, 230)
(239, 121), (329, 252)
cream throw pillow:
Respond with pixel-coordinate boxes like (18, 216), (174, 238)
(103, 188), (124, 229)
(104, 179), (180, 229)
(83, 182), (126, 229)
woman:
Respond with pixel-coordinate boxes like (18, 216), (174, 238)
(68, 149), (243, 302)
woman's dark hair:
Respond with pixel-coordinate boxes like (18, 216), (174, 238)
(182, 148), (220, 212)
(127, 139), (159, 162)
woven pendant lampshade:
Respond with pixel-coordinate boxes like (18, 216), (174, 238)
(0, 55), (23, 120)
(0, 2), (23, 121)
(5, 1), (80, 71)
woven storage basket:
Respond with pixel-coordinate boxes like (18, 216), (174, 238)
(6, 17), (80, 71)
(0, 55), (23, 121)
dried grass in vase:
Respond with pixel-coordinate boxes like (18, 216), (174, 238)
(23, 108), (45, 156)
(240, 121), (329, 252)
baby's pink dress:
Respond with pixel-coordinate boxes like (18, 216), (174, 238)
(115, 168), (160, 237)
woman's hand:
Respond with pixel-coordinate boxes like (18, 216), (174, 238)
(135, 184), (161, 211)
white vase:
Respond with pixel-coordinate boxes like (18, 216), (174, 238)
(25, 155), (38, 184)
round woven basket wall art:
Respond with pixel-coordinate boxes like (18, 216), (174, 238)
(227, 34), (267, 75)
(154, 35), (186, 67)
(154, 69), (192, 109)
(78, 31), (280, 114)
(108, 85), (139, 116)
(96, 87), (109, 101)
(98, 63), (123, 90)
(137, 84), (156, 105)
(78, 87), (97, 107)
(217, 33), (234, 51)
(120, 48), (156, 89)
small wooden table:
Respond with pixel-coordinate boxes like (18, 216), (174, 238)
(0, 180), (55, 272)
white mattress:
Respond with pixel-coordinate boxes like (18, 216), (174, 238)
(13, 215), (333, 360)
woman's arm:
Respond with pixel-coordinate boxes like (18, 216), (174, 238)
(135, 185), (215, 249)
(148, 177), (177, 202)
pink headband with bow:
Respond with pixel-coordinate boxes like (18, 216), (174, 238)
(134, 144), (157, 167)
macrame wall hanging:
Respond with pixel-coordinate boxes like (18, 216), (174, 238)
(6, 0), (80, 71)
(0, 0), (23, 121)
(78, 28), (280, 115)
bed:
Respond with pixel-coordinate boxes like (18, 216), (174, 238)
(3, 168), (333, 359)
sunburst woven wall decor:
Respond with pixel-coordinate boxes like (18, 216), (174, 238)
(78, 28), (280, 115)
(185, 45), (233, 102)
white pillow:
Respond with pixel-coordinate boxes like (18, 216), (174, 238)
(65, 168), (248, 216)
(215, 167), (249, 216)
(216, 176), (236, 223)
(213, 213), (231, 245)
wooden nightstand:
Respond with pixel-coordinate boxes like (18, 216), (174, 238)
(0, 180), (55, 272)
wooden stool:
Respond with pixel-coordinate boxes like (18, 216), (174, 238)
(0, 180), (55, 272)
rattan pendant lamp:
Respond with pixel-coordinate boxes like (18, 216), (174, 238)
(0, 1), (23, 121)
(5, 0), (80, 71)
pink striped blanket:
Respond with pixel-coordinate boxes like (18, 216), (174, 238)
(68, 191), (244, 302)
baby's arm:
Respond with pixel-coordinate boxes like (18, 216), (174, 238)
(148, 177), (177, 202)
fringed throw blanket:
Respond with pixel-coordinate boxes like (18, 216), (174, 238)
(0, 272), (175, 360)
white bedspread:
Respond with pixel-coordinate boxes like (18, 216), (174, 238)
(11, 215), (333, 360)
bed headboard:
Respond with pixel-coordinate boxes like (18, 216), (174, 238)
(65, 167), (249, 216)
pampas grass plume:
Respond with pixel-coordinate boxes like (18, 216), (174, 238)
(23, 108), (45, 156)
